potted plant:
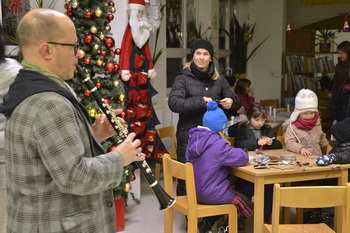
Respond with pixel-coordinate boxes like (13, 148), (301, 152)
(313, 27), (338, 52)
(228, 15), (269, 77)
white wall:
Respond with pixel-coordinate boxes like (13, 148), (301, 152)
(236, 0), (285, 103)
(287, 1), (350, 29)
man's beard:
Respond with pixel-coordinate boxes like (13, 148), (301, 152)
(129, 9), (151, 49)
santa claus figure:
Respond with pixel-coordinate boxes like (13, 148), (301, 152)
(119, 0), (156, 81)
(119, 0), (166, 163)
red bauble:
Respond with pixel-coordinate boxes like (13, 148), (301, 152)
(83, 57), (91, 65)
(84, 89), (91, 96)
(105, 19), (110, 24)
(109, 51), (114, 55)
(104, 98), (111, 104)
(66, 11), (73, 16)
(85, 11), (93, 19)
(96, 82), (102, 88)
(131, 175), (135, 181)
(66, 4), (73, 12)
(104, 62), (116, 73)
(84, 34), (93, 43)
(108, 1), (115, 7)
(115, 48), (121, 55)
(109, 146), (117, 151)
(121, 111), (126, 119)
(107, 14), (114, 21)
(104, 37), (115, 48)
(114, 63), (120, 71)
(99, 50), (107, 57)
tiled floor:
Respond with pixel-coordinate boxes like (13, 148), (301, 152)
(0, 164), (253, 233)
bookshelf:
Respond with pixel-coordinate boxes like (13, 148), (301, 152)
(282, 52), (337, 107)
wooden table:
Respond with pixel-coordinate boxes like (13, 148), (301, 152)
(229, 149), (350, 233)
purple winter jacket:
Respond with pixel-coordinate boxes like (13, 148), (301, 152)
(185, 127), (249, 204)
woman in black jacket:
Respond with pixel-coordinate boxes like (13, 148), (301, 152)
(168, 39), (241, 196)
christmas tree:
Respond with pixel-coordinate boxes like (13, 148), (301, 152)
(64, 0), (133, 200)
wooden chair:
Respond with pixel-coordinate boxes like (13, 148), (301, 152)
(154, 125), (177, 181)
(260, 99), (279, 108)
(163, 154), (238, 233)
(263, 183), (350, 233)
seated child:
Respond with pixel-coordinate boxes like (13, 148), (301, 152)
(317, 117), (350, 170)
(282, 89), (328, 156)
(232, 103), (282, 151)
(185, 101), (253, 232)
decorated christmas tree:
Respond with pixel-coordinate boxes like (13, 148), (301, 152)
(64, 0), (133, 200)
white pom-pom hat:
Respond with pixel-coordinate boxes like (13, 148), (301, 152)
(290, 89), (318, 122)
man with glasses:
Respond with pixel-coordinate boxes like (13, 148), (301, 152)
(0, 9), (144, 233)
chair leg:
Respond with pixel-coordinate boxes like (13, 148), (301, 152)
(228, 213), (237, 233)
(295, 208), (304, 224)
(155, 163), (161, 181)
(164, 208), (174, 233)
(187, 216), (198, 233)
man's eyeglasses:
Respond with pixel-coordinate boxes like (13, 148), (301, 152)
(47, 42), (79, 55)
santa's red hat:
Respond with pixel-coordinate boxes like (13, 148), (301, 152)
(129, 0), (146, 10)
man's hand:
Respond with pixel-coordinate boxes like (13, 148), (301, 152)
(92, 109), (125, 141)
(113, 132), (144, 166)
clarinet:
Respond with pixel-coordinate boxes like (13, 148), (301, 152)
(75, 65), (175, 211)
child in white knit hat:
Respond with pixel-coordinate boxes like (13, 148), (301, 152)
(282, 89), (329, 156)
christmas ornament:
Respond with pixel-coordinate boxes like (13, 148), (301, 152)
(84, 34), (93, 43)
(108, 1), (115, 7)
(119, 94), (126, 102)
(114, 63), (120, 71)
(115, 48), (121, 55)
(71, 1), (79, 8)
(105, 24), (111, 31)
(99, 33), (105, 41)
(121, 111), (126, 119)
(88, 108), (97, 117)
(95, 8), (103, 17)
(344, 14), (349, 32)
(66, 4), (73, 12)
(90, 25), (98, 34)
(96, 82), (102, 88)
(114, 80), (120, 87)
(104, 37), (115, 48)
(109, 51), (114, 55)
(107, 14), (114, 21)
(78, 49), (86, 59)
(109, 146), (117, 151)
(104, 98), (111, 104)
(132, 175), (135, 181)
(110, 7), (116, 13)
(105, 62), (116, 73)
(93, 44), (100, 50)
(85, 11), (93, 19)
(96, 59), (104, 66)
(105, 19), (110, 24)
(83, 57), (91, 65)
(286, 19), (292, 34)
(99, 50), (107, 57)
(84, 89), (91, 96)
(124, 183), (132, 192)
(125, 169), (129, 176)
(66, 11), (73, 16)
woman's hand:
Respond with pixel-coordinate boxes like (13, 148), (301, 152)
(218, 97), (233, 109)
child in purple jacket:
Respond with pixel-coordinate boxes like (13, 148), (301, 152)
(185, 101), (253, 232)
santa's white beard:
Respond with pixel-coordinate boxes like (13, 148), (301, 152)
(129, 9), (151, 49)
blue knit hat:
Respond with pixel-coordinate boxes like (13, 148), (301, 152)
(203, 101), (227, 132)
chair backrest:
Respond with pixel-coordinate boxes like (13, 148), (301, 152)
(270, 183), (350, 233)
(260, 99), (279, 108)
(163, 154), (198, 211)
(157, 125), (177, 160)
